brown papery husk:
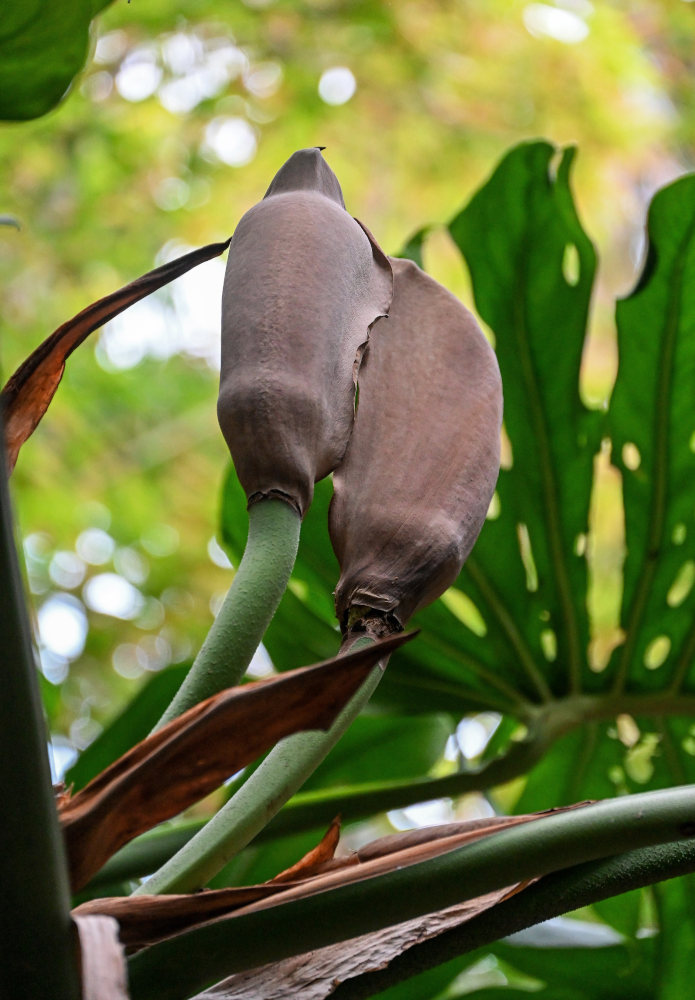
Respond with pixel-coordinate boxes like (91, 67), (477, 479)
(218, 148), (392, 518)
(330, 256), (503, 629)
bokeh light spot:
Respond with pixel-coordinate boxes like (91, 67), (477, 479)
(318, 67), (356, 105)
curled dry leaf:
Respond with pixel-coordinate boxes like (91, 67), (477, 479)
(330, 256), (503, 632)
(75, 807), (583, 954)
(74, 819), (343, 949)
(60, 632), (412, 891)
(270, 815), (342, 884)
(217, 148), (392, 518)
(1, 239), (231, 472)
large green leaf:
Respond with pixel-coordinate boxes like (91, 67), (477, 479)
(449, 140), (599, 703)
(606, 176), (695, 697)
(0, 0), (113, 121)
(516, 171), (695, 810)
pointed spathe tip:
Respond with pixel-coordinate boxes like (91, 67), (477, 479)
(263, 148), (345, 207)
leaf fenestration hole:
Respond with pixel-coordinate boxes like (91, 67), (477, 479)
(547, 148), (563, 183)
(486, 491), (500, 520)
(540, 628), (557, 662)
(616, 713), (640, 748)
(516, 523), (538, 593)
(622, 442), (641, 471)
(667, 560), (695, 608)
(624, 733), (659, 785)
(689, 430), (695, 453)
(574, 532), (587, 557)
(440, 588), (487, 637)
(673, 523), (687, 545)
(643, 634), (671, 670)
(562, 242), (580, 287)
(500, 425), (513, 470)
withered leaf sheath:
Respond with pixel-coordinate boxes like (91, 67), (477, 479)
(218, 148), (392, 518)
(330, 256), (503, 633)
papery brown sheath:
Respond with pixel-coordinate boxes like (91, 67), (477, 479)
(217, 148), (392, 518)
(330, 256), (503, 633)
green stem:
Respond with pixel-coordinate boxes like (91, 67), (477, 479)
(0, 444), (81, 1000)
(331, 840), (695, 1000)
(135, 636), (382, 894)
(127, 785), (695, 1000)
(156, 498), (300, 728)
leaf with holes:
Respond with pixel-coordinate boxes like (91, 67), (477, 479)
(606, 175), (695, 699)
(518, 170), (695, 809)
(448, 140), (600, 703)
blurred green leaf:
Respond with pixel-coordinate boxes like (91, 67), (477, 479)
(0, 0), (114, 121)
(394, 225), (432, 268)
(456, 991), (583, 1000)
(653, 876), (695, 1000)
(303, 713), (452, 790)
(491, 937), (652, 1000)
(362, 953), (480, 1000)
(592, 885), (644, 940)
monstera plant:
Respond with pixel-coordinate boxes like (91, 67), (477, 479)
(5, 139), (695, 1000)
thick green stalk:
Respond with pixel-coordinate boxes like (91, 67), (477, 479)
(156, 497), (300, 728)
(0, 445), (81, 1000)
(331, 840), (695, 1000)
(128, 785), (695, 1000)
(135, 636), (382, 895)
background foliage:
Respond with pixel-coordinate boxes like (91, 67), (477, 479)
(5, 2), (695, 997)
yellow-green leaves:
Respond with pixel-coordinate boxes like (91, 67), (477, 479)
(330, 257), (503, 632)
(217, 148), (392, 518)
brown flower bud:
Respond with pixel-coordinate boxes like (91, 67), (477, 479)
(330, 256), (503, 632)
(218, 148), (392, 517)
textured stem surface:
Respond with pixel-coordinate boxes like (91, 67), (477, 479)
(136, 637), (381, 895)
(156, 498), (300, 729)
(331, 839), (695, 1000)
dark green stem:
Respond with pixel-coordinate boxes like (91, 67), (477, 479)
(156, 498), (300, 728)
(0, 442), (81, 1000)
(331, 840), (695, 1000)
(127, 785), (695, 999)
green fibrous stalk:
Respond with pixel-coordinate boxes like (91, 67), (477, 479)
(135, 636), (382, 895)
(156, 498), (300, 729)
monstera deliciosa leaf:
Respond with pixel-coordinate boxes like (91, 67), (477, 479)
(0, 0), (113, 121)
(221, 139), (695, 823)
